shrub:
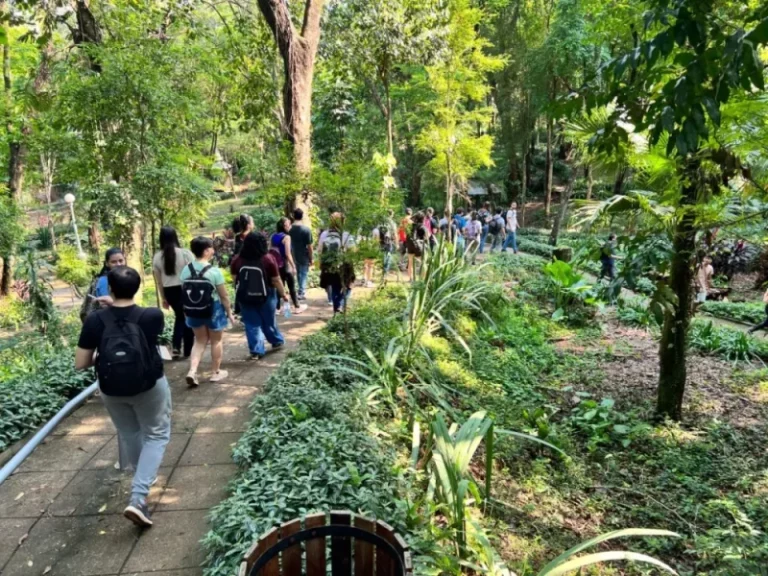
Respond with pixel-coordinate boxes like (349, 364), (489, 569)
(518, 237), (555, 258)
(617, 297), (659, 328)
(0, 296), (28, 331)
(689, 320), (768, 362)
(701, 301), (765, 325)
(54, 245), (94, 294)
(35, 226), (54, 250)
(0, 341), (94, 452)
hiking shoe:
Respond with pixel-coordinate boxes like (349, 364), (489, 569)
(124, 498), (152, 528)
(272, 342), (284, 351)
(186, 371), (199, 387)
(249, 353), (263, 361)
(210, 370), (229, 383)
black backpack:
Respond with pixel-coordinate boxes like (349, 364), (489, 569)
(236, 261), (268, 306)
(97, 308), (156, 397)
(489, 217), (502, 235)
(182, 263), (215, 318)
(378, 225), (393, 249)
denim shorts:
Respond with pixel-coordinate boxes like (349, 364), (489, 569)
(186, 300), (228, 331)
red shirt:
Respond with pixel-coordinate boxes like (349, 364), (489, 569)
(230, 253), (279, 282)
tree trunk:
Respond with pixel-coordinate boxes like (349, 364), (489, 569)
(544, 117), (554, 216)
(384, 77), (394, 159)
(446, 156), (454, 241)
(257, 0), (324, 216)
(585, 164), (594, 200)
(550, 178), (574, 246)
(520, 138), (529, 226)
(656, 168), (699, 420)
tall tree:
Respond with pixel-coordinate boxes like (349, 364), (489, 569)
(416, 0), (503, 217)
(256, 0), (324, 212)
(586, 0), (768, 420)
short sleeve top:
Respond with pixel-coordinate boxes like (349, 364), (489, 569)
(153, 248), (195, 288)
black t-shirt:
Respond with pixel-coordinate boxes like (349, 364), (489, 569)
(288, 224), (313, 266)
(78, 305), (165, 380)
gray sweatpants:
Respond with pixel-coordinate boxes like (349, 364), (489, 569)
(101, 377), (172, 500)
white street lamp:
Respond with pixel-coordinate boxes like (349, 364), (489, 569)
(64, 193), (85, 258)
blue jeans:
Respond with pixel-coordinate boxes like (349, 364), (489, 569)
(240, 290), (284, 356)
(479, 226), (490, 253)
(502, 231), (518, 253)
(295, 262), (309, 297)
(382, 247), (393, 274)
(101, 377), (171, 500)
(331, 286), (351, 313)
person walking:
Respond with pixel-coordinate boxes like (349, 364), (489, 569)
(153, 226), (195, 359)
(748, 288), (768, 335)
(318, 212), (356, 313)
(478, 201), (492, 254)
(232, 214), (254, 256)
(599, 234), (618, 281)
(180, 236), (236, 386)
(502, 202), (519, 254)
(231, 232), (288, 359)
(372, 212), (397, 277)
(288, 208), (313, 300)
(271, 217), (307, 314)
(75, 266), (169, 528)
(488, 209), (506, 252)
(694, 256), (714, 305)
(406, 212), (429, 282)
(464, 212), (482, 263)
(80, 248), (126, 321)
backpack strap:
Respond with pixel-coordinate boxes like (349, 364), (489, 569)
(187, 263), (198, 279)
(199, 265), (213, 277)
(126, 306), (145, 325)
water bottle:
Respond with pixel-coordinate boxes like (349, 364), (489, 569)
(283, 301), (292, 318)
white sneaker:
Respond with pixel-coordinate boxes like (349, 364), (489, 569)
(293, 304), (308, 315)
(186, 371), (199, 387)
(209, 370), (229, 383)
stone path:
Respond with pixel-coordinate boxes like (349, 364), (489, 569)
(0, 289), (336, 576)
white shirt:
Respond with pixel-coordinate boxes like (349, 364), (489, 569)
(506, 209), (518, 232)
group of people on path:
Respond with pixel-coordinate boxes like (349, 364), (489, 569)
(374, 201), (521, 282)
(72, 208), (320, 529)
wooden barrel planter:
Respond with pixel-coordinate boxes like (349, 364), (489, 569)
(238, 511), (413, 576)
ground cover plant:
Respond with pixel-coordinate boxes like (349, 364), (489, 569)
(203, 251), (700, 576)
(700, 301), (766, 326)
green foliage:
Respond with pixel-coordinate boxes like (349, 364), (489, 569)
(701, 301), (766, 325)
(689, 320), (768, 362)
(416, 0), (504, 202)
(541, 260), (598, 323)
(0, 197), (25, 258)
(0, 339), (93, 452)
(518, 237), (556, 259)
(17, 251), (59, 336)
(0, 296), (28, 331)
(34, 226), (53, 251)
(617, 296), (660, 329)
(54, 245), (94, 293)
(568, 394), (649, 452)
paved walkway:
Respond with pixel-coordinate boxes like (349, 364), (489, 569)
(0, 289), (335, 576)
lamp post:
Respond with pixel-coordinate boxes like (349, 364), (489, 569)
(64, 193), (85, 258)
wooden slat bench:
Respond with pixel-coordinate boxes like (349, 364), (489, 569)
(238, 511), (412, 576)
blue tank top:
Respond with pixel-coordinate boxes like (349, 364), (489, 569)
(271, 233), (287, 260)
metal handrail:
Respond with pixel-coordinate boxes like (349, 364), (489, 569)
(0, 382), (99, 485)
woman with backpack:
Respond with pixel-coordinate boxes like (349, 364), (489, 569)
(231, 232), (288, 359)
(152, 226), (195, 359)
(406, 212), (429, 282)
(318, 211), (356, 313)
(180, 236), (236, 387)
(80, 247), (126, 321)
(232, 214), (254, 256)
(271, 217), (307, 315)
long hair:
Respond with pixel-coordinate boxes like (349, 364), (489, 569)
(232, 214), (253, 236)
(276, 216), (291, 233)
(239, 232), (268, 262)
(99, 247), (124, 276)
(159, 226), (180, 276)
